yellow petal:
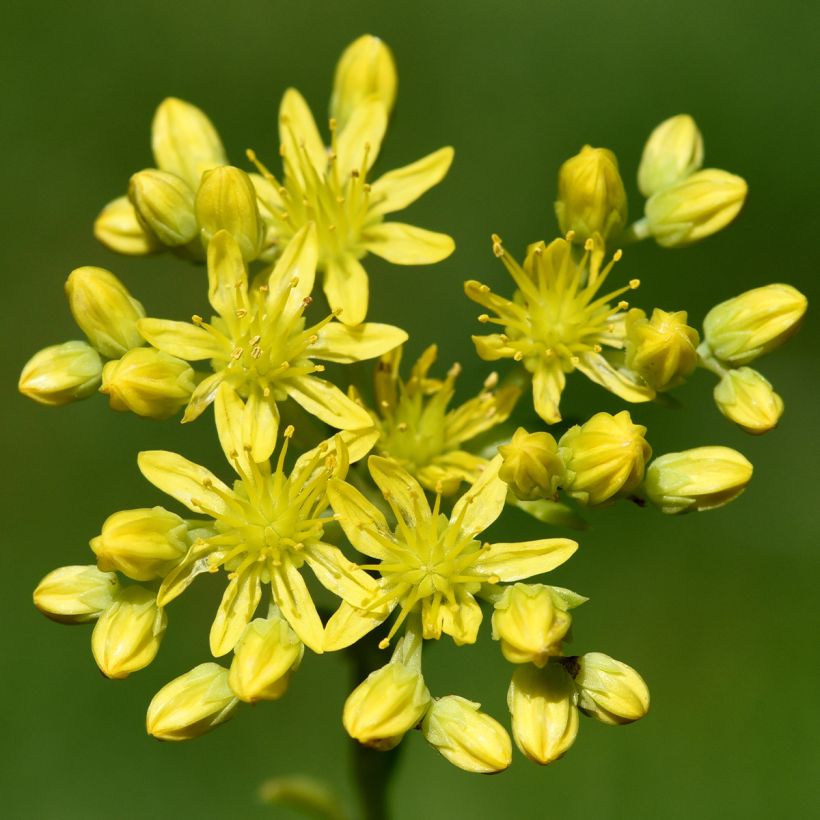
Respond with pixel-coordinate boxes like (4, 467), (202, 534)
(285, 375), (371, 430)
(266, 222), (318, 312)
(368, 456), (431, 529)
(370, 147), (454, 215)
(207, 230), (248, 318)
(336, 98), (387, 179)
(157, 541), (215, 607)
(338, 426), (380, 463)
(138, 318), (228, 361)
(94, 195), (160, 256)
(209, 565), (262, 657)
(244, 390), (280, 464)
(304, 543), (380, 608)
(475, 538), (578, 582)
(575, 352), (655, 404)
(310, 322), (408, 363)
(533, 362), (566, 424)
(182, 371), (225, 422)
(278, 88), (327, 184)
(214, 384), (279, 471)
(364, 222), (455, 265)
(449, 455), (506, 536)
(471, 334), (517, 361)
(445, 385), (520, 445)
(324, 598), (392, 651)
(423, 591), (482, 645)
(290, 433), (349, 489)
(328, 478), (397, 560)
(417, 451), (487, 494)
(324, 254), (369, 326)
(270, 562), (325, 653)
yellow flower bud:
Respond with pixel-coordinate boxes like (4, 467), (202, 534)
(555, 145), (628, 243)
(625, 308), (699, 392)
(507, 664), (579, 765)
(572, 652), (649, 725)
(645, 445), (753, 514)
(195, 166), (263, 262)
(65, 267), (145, 359)
(498, 428), (564, 501)
(422, 696), (512, 774)
(637, 114), (704, 197)
(18, 341), (102, 406)
(492, 584), (572, 667)
(90, 506), (188, 581)
(92, 586), (167, 679)
(100, 348), (196, 419)
(94, 196), (160, 255)
(559, 411), (651, 506)
(330, 34), (397, 129)
(714, 367), (784, 435)
(644, 168), (747, 247)
(128, 169), (197, 247)
(228, 611), (304, 703)
(702, 284), (808, 366)
(33, 565), (119, 624)
(343, 662), (431, 750)
(147, 663), (238, 741)
(151, 97), (227, 190)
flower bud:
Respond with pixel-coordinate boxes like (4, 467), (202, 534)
(195, 166), (263, 262)
(90, 506), (188, 581)
(65, 267), (145, 358)
(19, 341), (103, 406)
(343, 662), (431, 750)
(151, 97), (227, 190)
(94, 196), (160, 256)
(714, 367), (783, 435)
(507, 664), (579, 765)
(702, 284), (808, 366)
(128, 169), (197, 247)
(498, 428), (564, 501)
(228, 611), (304, 703)
(92, 586), (167, 679)
(625, 308), (699, 391)
(559, 411), (651, 506)
(147, 663), (238, 741)
(422, 696), (512, 774)
(645, 446), (753, 514)
(100, 348), (196, 419)
(644, 168), (747, 247)
(555, 145), (628, 243)
(330, 34), (397, 129)
(637, 114), (704, 197)
(572, 652), (649, 725)
(33, 565), (119, 624)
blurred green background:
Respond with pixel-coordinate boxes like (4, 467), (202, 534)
(3, 1), (818, 817)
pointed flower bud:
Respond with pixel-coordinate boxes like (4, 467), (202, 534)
(644, 168), (747, 247)
(330, 34), (397, 129)
(498, 428), (565, 501)
(625, 308), (699, 392)
(645, 446), (753, 514)
(19, 341), (102, 406)
(100, 348), (196, 419)
(555, 145), (628, 243)
(714, 367), (783, 435)
(507, 664), (579, 765)
(228, 610), (304, 703)
(90, 506), (188, 581)
(422, 696), (512, 774)
(571, 652), (649, 725)
(559, 411), (651, 506)
(147, 663), (238, 741)
(65, 267), (145, 359)
(637, 114), (704, 197)
(492, 584), (573, 667)
(702, 284), (808, 366)
(94, 196), (160, 256)
(195, 166), (263, 262)
(92, 586), (167, 679)
(33, 565), (119, 624)
(128, 169), (197, 247)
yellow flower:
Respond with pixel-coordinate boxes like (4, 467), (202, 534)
(33, 565), (120, 624)
(713, 367), (783, 435)
(357, 344), (519, 495)
(138, 385), (380, 655)
(247, 36), (454, 325)
(637, 114), (704, 197)
(571, 652), (650, 725)
(138, 227), (406, 462)
(325, 454), (577, 651)
(18, 341), (103, 407)
(498, 427), (565, 501)
(466, 233), (654, 424)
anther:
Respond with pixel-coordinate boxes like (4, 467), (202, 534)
(614, 249), (623, 261)
(629, 278), (640, 289)
(235, 309), (248, 319)
(593, 344), (602, 353)
(618, 300), (630, 310)
(231, 347), (243, 360)
(479, 284), (490, 293)
(249, 335), (261, 346)
(565, 230), (576, 242)
(302, 295), (313, 307)
(584, 238), (594, 251)
(397, 422), (408, 432)
(483, 372), (499, 389)
(478, 314), (490, 323)
(192, 314), (204, 325)
(284, 425), (295, 438)
(251, 347), (262, 359)
(513, 351), (524, 361)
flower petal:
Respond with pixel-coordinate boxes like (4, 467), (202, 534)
(214, 383), (279, 471)
(532, 361), (566, 424)
(368, 456), (431, 529)
(336, 98), (387, 179)
(304, 543), (380, 609)
(324, 254), (369, 326)
(471, 334), (517, 361)
(474, 538), (578, 582)
(323, 598), (392, 652)
(156, 540), (216, 607)
(445, 385), (520, 445)
(369, 147), (454, 215)
(449, 455), (506, 536)
(417, 451), (487, 495)
(328, 478), (397, 560)
(270, 562), (325, 653)
(574, 352), (655, 404)
(278, 88), (327, 183)
(423, 591), (482, 645)
(267, 222), (318, 311)
(138, 318), (228, 361)
(207, 230), (248, 318)
(310, 322), (408, 363)
(364, 222), (454, 265)
(182, 371), (225, 422)
(338, 426), (380, 463)
(209, 565), (262, 657)
(285, 375), (371, 430)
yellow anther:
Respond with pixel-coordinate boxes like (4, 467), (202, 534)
(284, 425), (295, 438)
(513, 351), (524, 361)
(251, 347), (262, 359)
(231, 347), (243, 360)
(613, 249), (623, 261)
(302, 296), (313, 307)
(584, 238), (594, 251)
(235, 309), (248, 319)
(397, 422), (408, 432)
(191, 314), (204, 325)
(570, 355), (580, 365)
(629, 279), (640, 289)
(593, 344), (602, 353)
(483, 372), (499, 390)
(478, 314), (490, 323)
(249, 335), (261, 346)
(618, 300), (630, 310)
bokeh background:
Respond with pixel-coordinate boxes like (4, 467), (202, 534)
(3, 1), (818, 818)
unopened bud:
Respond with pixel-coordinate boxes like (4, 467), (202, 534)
(19, 341), (102, 406)
(129, 169), (197, 246)
(625, 308), (699, 391)
(422, 696), (512, 774)
(33, 565), (119, 624)
(645, 446), (753, 514)
(94, 196), (160, 256)
(100, 348), (196, 419)
(572, 652), (650, 725)
(555, 145), (628, 243)
(702, 284), (808, 366)
(713, 367), (783, 435)
(498, 428), (564, 501)
(65, 266), (145, 358)
(644, 168), (747, 247)
(637, 114), (704, 197)
(559, 411), (651, 506)
(147, 663), (238, 741)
